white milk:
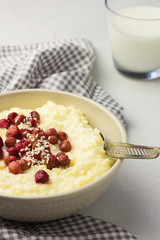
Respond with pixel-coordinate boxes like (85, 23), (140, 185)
(109, 6), (160, 72)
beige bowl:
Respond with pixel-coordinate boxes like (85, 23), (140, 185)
(0, 89), (127, 222)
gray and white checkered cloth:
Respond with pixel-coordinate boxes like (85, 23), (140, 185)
(0, 39), (136, 240)
(0, 214), (138, 240)
(0, 39), (125, 126)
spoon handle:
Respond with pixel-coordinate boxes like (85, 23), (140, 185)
(106, 142), (160, 159)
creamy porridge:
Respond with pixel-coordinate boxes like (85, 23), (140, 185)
(0, 101), (115, 196)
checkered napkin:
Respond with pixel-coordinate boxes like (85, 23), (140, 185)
(0, 39), (125, 126)
(0, 39), (135, 240)
(0, 214), (138, 240)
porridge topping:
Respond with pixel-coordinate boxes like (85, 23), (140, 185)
(8, 161), (22, 174)
(59, 140), (71, 152)
(58, 132), (68, 141)
(0, 119), (10, 129)
(0, 110), (71, 184)
(4, 155), (17, 165)
(15, 115), (26, 125)
(5, 137), (16, 148)
(8, 112), (18, 124)
(35, 170), (49, 184)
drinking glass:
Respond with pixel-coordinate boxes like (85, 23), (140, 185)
(105, 0), (160, 79)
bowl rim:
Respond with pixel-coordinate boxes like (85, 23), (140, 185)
(0, 89), (127, 200)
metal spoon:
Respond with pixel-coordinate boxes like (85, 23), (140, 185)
(100, 133), (159, 159)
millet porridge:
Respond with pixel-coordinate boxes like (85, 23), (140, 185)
(0, 101), (115, 196)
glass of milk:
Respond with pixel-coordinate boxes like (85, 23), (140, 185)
(105, 0), (160, 79)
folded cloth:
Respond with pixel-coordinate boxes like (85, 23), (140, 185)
(0, 39), (125, 126)
(0, 39), (134, 240)
(0, 214), (138, 240)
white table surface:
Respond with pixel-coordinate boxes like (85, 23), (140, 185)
(0, 0), (160, 239)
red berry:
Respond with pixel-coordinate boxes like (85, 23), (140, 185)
(45, 128), (58, 138)
(14, 115), (26, 125)
(5, 137), (16, 148)
(59, 140), (71, 152)
(20, 128), (32, 138)
(7, 147), (17, 156)
(8, 112), (18, 124)
(4, 156), (16, 165)
(46, 155), (59, 170)
(28, 118), (38, 127)
(35, 170), (49, 183)
(30, 111), (40, 121)
(48, 135), (58, 145)
(0, 136), (3, 147)
(33, 150), (42, 160)
(8, 161), (22, 174)
(58, 132), (68, 141)
(57, 152), (70, 166)
(0, 148), (4, 159)
(32, 128), (45, 139)
(27, 134), (38, 145)
(19, 158), (31, 171)
(6, 125), (20, 138)
(19, 139), (28, 148)
(15, 139), (28, 155)
(0, 119), (10, 129)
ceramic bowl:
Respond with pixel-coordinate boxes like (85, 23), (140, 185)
(0, 89), (127, 222)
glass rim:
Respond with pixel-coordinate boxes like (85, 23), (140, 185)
(105, 0), (160, 21)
